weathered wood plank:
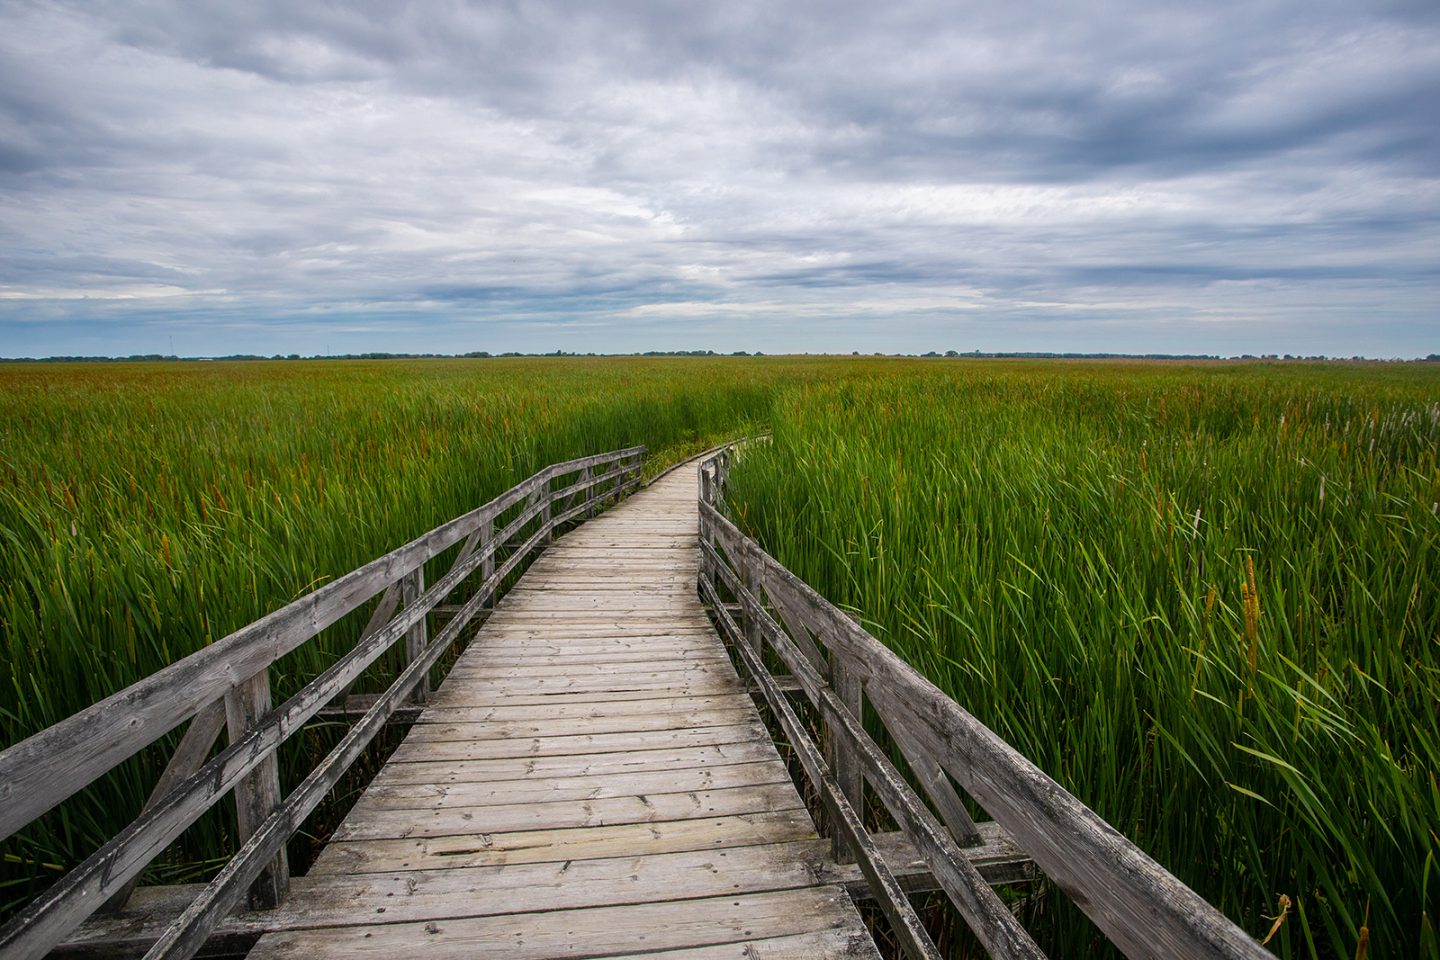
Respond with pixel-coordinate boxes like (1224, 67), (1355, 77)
(368, 740), (782, 783)
(434, 674), (737, 695)
(597, 930), (879, 960)
(456, 631), (714, 649)
(57, 830), (1031, 959)
(245, 887), (867, 960)
(454, 649), (729, 668)
(335, 782), (805, 840)
(870, 686), (983, 847)
(440, 659), (730, 680)
(313, 809), (819, 874)
(411, 693), (751, 722)
(224, 673), (290, 910)
(424, 685), (754, 709)
(468, 628), (718, 640)
(407, 707), (757, 741)
(827, 653), (864, 862)
(100, 700), (227, 914)
(387, 722), (767, 763)
(399, 568), (430, 704)
(361, 759), (791, 808)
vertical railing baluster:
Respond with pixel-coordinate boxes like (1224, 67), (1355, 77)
(224, 670), (289, 909)
(479, 516), (495, 606)
(739, 544), (762, 658)
(540, 474), (553, 544)
(401, 567), (430, 704)
(827, 651), (864, 863)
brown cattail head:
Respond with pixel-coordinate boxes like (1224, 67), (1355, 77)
(1242, 555), (1260, 672)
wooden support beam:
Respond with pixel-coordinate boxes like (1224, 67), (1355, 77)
(400, 568), (430, 705)
(738, 560), (763, 660)
(478, 517), (495, 608)
(223, 672), (288, 910)
(827, 652), (864, 862)
(872, 686), (983, 847)
(312, 694), (422, 725)
(538, 478), (553, 545)
(101, 701), (227, 914)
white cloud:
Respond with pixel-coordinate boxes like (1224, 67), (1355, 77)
(0, 0), (1437, 356)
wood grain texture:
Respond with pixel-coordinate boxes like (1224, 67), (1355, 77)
(241, 462), (876, 960)
(56, 829), (1030, 958)
(223, 671), (290, 910)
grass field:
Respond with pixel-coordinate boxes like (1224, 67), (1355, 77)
(723, 361), (1440, 958)
(0, 357), (835, 913)
(2, 357), (1437, 958)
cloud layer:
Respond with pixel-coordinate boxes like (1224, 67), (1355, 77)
(2, 0), (1437, 356)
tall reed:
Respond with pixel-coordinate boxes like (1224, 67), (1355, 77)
(0, 356), (824, 911)
(725, 361), (1440, 959)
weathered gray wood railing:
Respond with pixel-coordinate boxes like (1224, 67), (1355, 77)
(697, 446), (1272, 960)
(0, 446), (644, 960)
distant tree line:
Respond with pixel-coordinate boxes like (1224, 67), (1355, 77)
(2, 350), (1433, 363)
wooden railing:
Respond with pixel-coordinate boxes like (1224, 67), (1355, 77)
(698, 446), (1271, 960)
(0, 446), (645, 960)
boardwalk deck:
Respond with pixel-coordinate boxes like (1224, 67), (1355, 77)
(245, 467), (880, 959)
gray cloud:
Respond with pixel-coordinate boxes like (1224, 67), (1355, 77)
(0, 0), (1437, 356)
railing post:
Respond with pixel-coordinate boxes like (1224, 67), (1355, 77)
(698, 517), (710, 595)
(739, 544), (762, 659)
(622, 452), (638, 500)
(827, 652), (864, 863)
(479, 517), (495, 605)
(580, 464), (594, 518)
(401, 567), (430, 704)
(224, 670), (289, 909)
(540, 475), (553, 544)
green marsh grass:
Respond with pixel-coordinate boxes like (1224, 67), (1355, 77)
(724, 362), (1440, 959)
(0, 356), (834, 914)
(4, 356), (1436, 959)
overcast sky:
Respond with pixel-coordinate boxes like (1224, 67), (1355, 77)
(2, 1), (1437, 357)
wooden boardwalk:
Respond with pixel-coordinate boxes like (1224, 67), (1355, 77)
(246, 466), (879, 959)
(5, 444), (1270, 960)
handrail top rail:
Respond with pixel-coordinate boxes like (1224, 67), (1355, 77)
(0, 445), (644, 842)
